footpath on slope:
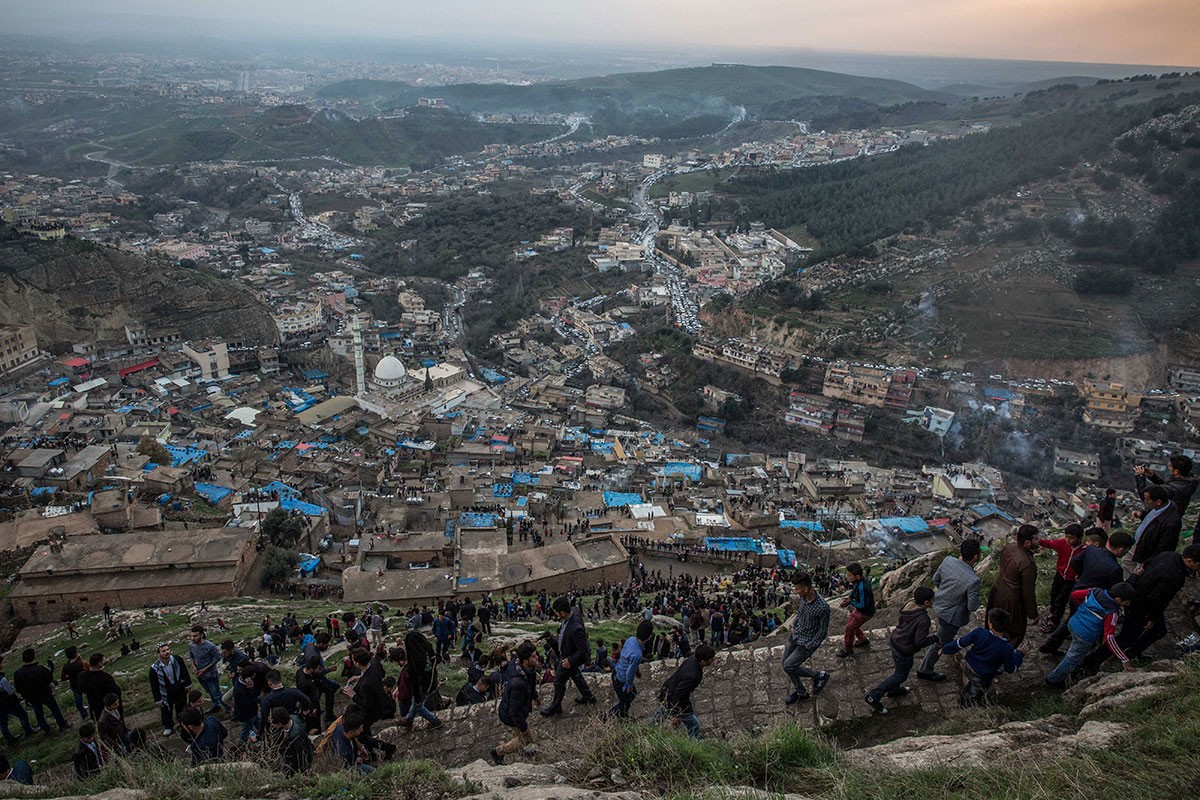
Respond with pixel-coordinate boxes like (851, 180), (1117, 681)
(380, 600), (1059, 767)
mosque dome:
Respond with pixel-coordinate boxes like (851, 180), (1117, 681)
(374, 355), (407, 385)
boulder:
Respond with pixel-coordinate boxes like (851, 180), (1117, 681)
(1064, 667), (1180, 710)
(847, 714), (1130, 771)
(876, 551), (948, 608)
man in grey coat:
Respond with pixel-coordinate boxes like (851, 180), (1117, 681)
(917, 539), (982, 681)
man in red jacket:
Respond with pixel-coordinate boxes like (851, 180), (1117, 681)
(1038, 524), (1086, 632)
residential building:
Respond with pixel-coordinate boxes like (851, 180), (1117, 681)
(182, 340), (231, 381)
(1053, 447), (1102, 482)
(0, 325), (39, 374)
(1081, 380), (1140, 433)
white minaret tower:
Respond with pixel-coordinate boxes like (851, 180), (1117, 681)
(352, 315), (366, 397)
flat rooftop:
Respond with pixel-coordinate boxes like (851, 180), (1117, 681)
(18, 528), (253, 578)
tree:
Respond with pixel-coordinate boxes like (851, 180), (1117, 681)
(137, 436), (171, 467)
(261, 545), (298, 588)
(261, 508), (303, 547)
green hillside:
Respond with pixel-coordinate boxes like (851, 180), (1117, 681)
(104, 105), (552, 167)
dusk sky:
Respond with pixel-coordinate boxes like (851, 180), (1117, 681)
(6, 0), (1199, 66)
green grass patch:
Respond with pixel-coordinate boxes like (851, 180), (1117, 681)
(592, 721), (836, 795)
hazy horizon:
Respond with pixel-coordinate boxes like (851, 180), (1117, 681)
(4, 0), (1198, 69)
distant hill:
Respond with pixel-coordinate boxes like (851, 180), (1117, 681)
(0, 224), (276, 349)
(318, 64), (953, 121)
(109, 105), (553, 167)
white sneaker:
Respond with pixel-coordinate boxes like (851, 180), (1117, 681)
(1177, 632), (1200, 648)
(162, 728), (174, 737)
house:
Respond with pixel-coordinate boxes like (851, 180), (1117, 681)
(9, 528), (257, 623)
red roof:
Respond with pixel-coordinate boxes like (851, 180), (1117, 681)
(119, 357), (160, 377)
(62, 357), (91, 368)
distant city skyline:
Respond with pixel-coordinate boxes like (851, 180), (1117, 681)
(5, 0), (1198, 68)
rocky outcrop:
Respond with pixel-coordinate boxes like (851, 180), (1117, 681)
(876, 550), (946, 608)
(847, 714), (1130, 771)
(1064, 661), (1184, 718)
(0, 230), (275, 349)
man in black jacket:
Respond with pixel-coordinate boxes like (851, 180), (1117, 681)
(349, 649), (397, 759)
(1135, 455), (1198, 516)
(490, 640), (540, 764)
(1087, 544), (1200, 669)
(267, 707), (314, 775)
(541, 597), (595, 717)
(1041, 531), (1132, 655)
(1131, 486), (1182, 566)
(13, 648), (67, 734)
(79, 654), (121, 723)
(656, 643), (715, 739)
(71, 723), (104, 780)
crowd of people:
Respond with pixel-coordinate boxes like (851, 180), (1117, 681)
(1, 456), (1198, 784)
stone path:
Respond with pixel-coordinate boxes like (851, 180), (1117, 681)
(382, 607), (1056, 768)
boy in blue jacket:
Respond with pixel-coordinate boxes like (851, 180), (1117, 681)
(1044, 582), (1136, 689)
(942, 608), (1028, 707)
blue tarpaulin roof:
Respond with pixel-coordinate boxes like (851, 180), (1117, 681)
(969, 503), (1018, 523)
(165, 445), (207, 467)
(591, 442), (615, 455)
(459, 512), (499, 528)
(603, 492), (642, 507)
(194, 482), (233, 505)
(297, 554), (320, 574)
(705, 537), (767, 553)
(281, 497), (325, 516)
(444, 519), (457, 539)
(30, 487), (57, 497)
(777, 549), (798, 567)
(260, 480), (300, 499)
(511, 472), (533, 485)
(493, 483), (514, 498)
(48, 377), (69, 387)
(659, 462), (701, 481)
(301, 369), (330, 381)
(779, 520), (825, 532)
(877, 516), (930, 534)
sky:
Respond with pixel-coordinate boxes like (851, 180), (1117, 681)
(5, 0), (1199, 67)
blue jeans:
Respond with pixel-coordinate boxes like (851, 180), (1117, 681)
(198, 673), (225, 710)
(239, 716), (259, 743)
(71, 689), (88, 718)
(7, 758), (32, 784)
(609, 674), (636, 718)
(404, 695), (438, 724)
(654, 705), (701, 739)
(868, 645), (915, 702)
(1047, 634), (1096, 685)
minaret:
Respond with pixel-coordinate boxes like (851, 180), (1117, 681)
(352, 315), (366, 397)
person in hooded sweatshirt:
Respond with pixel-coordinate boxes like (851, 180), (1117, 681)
(865, 587), (938, 714)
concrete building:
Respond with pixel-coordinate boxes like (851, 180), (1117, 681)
(182, 340), (231, 381)
(9, 528), (257, 623)
(272, 301), (325, 339)
(1053, 447), (1102, 482)
(823, 362), (916, 410)
(1082, 380), (1140, 433)
(0, 325), (40, 374)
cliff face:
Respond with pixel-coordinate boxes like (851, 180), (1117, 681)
(0, 230), (275, 350)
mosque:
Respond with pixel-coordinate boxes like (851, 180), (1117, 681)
(350, 317), (493, 421)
